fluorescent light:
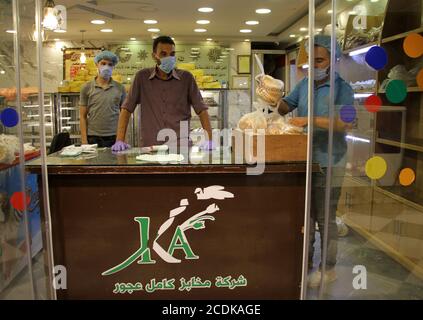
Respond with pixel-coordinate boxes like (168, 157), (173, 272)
(256, 8), (271, 14)
(244, 39), (250, 42)
(240, 29), (252, 33)
(246, 20), (259, 25)
(144, 19), (158, 24)
(300, 27), (308, 32)
(289, 34), (296, 38)
(100, 29), (113, 32)
(130, 37), (136, 40)
(302, 64), (309, 69)
(354, 93), (373, 99)
(91, 20), (105, 25)
(198, 7), (214, 13)
(54, 29), (66, 33)
(346, 135), (370, 143)
(6, 30), (16, 33)
(194, 28), (207, 33)
(349, 45), (375, 56)
(196, 20), (210, 25)
(148, 28), (160, 32)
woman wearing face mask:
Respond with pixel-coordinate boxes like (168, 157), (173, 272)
(112, 36), (213, 152)
(257, 35), (354, 288)
(79, 51), (126, 147)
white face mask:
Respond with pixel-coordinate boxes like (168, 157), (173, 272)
(314, 66), (329, 81)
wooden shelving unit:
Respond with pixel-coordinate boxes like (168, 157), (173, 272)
(338, 0), (423, 280)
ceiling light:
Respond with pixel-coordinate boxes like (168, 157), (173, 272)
(256, 8), (271, 14)
(144, 19), (158, 24)
(244, 39), (250, 42)
(0, 70), (5, 74)
(171, 37), (175, 40)
(197, 20), (210, 25)
(349, 11), (357, 15)
(6, 30), (16, 33)
(100, 29), (113, 32)
(91, 20), (105, 25)
(225, 48), (235, 51)
(198, 7), (214, 13)
(246, 21), (259, 25)
(130, 37), (136, 40)
(80, 52), (86, 64)
(206, 38), (213, 41)
(42, 0), (58, 30)
(300, 27), (308, 32)
(328, 10), (333, 14)
(53, 38), (60, 41)
(316, 28), (323, 32)
(148, 28), (160, 32)
(194, 28), (207, 33)
(289, 34), (296, 38)
(371, 0), (379, 2)
(240, 29), (252, 33)
(53, 29), (66, 33)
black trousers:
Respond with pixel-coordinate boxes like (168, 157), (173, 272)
(87, 135), (116, 148)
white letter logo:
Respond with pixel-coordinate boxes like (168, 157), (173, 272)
(352, 265), (367, 290)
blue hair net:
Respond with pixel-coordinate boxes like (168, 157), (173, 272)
(306, 35), (342, 60)
(94, 50), (119, 65)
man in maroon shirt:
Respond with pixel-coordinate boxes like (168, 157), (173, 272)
(111, 36), (213, 152)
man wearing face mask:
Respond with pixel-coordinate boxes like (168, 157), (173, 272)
(79, 50), (126, 147)
(259, 35), (354, 287)
(111, 36), (213, 152)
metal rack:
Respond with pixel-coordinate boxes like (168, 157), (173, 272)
(21, 93), (56, 147)
(56, 92), (81, 144)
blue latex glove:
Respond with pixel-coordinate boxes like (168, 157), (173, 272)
(200, 140), (215, 151)
(111, 140), (130, 152)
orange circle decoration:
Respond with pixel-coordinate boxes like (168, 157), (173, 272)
(417, 69), (423, 89)
(403, 33), (423, 58)
(399, 168), (416, 186)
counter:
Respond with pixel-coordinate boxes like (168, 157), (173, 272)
(27, 148), (318, 299)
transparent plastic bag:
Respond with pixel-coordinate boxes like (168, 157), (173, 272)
(237, 102), (268, 133)
(265, 112), (304, 135)
(254, 54), (284, 107)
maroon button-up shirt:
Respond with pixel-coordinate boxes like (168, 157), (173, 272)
(121, 67), (208, 147)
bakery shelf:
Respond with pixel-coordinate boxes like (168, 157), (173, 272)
(379, 86), (423, 93)
(375, 138), (423, 152)
(381, 26), (423, 44)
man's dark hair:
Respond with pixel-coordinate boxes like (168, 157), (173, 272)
(153, 36), (175, 52)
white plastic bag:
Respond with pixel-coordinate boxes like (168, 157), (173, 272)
(237, 102), (267, 133)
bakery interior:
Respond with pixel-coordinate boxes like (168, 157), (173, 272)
(0, 0), (423, 300)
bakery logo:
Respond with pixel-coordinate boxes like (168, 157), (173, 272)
(102, 186), (234, 276)
(352, 5), (367, 30)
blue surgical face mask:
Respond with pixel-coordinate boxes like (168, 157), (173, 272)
(158, 56), (176, 74)
(314, 66), (329, 81)
(99, 65), (113, 80)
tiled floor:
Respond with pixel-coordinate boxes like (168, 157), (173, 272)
(1, 229), (423, 299)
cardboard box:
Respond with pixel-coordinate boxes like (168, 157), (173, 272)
(232, 129), (307, 163)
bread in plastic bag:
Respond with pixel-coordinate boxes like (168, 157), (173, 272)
(265, 112), (304, 135)
(237, 103), (267, 133)
(255, 74), (284, 106)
